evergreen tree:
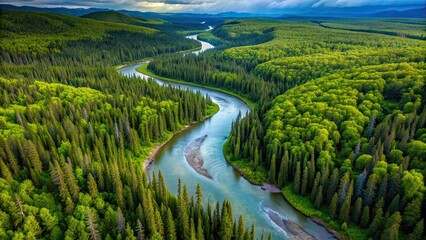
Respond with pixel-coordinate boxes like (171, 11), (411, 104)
(314, 185), (323, 209)
(87, 173), (99, 198)
(237, 215), (245, 240)
(407, 219), (424, 240)
(369, 207), (383, 237)
(330, 193), (338, 219)
(352, 197), (363, 224)
(269, 154), (276, 184)
(301, 167), (308, 195)
(360, 206), (370, 228)
(86, 207), (101, 240)
(277, 150), (289, 186)
(293, 162), (301, 194)
(380, 212), (402, 240)
(339, 198), (351, 224)
(403, 198), (422, 232)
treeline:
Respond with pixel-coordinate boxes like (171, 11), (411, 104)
(314, 19), (426, 40)
(0, 9), (199, 64)
(0, 9), (257, 240)
(197, 20), (275, 48)
(147, 19), (426, 239)
(230, 63), (426, 239)
(148, 53), (278, 108)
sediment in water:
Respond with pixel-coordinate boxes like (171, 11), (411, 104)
(184, 135), (213, 179)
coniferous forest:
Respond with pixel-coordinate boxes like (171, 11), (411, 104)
(147, 19), (426, 239)
(0, 9), (257, 240)
(1, 4), (425, 240)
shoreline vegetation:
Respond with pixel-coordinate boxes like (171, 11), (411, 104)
(136, 64), (257, 110)
(145, 19), (426, 240)
(141, 105), (219, 175)
(137, 58), (347, 240)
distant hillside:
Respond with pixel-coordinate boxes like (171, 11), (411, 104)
(0, 9), (157, 54)
(372, 7), (426, 18)
(0, 3), (106, 16)
(278, 14), (338, 21)
(82, 10), (155, 25)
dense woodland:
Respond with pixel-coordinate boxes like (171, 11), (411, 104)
(147, 19), (426, 239)
(0, 9), (260, 240)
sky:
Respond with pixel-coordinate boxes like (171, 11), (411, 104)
(1, 0), (424, 13)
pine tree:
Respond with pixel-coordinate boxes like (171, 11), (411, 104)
(368, 207), (383, 237)
(339, 198), (350, 224)
(125, 223), (136, 240)
(301, 167), (308, 195)
(293, 161), (301, 194)
(196, 217), (204, 240)
(337, 173), (350, 207)
(326, 168), (340, 203)
(353, 170), (367, 201)
(352, 197), (363, 224)
(330, 193), (338, 219)
(136, 219), (145, 240)
(22, 140), (43, 174)
(237, 215), (245, 240)
(380, 211), (401, 240)
(220, 200), (233, 240)
(190, 218), (196, 240)
(196, 184), (203, 213)
(277, 150), (289, 186)
(86, 207), (101, 240)
(165, 208), (177, 240)
(360, 206), (370, 228)
(311, 172), (321, 202)
(314, 185), (323, 209)
(364, 173), (377, 207)
(309, 152), (316, 186)
(407, 218), (424, 240)
(0, 157), (13, 182)
(269, 154), (276, 184)
(87, 173), (99, 198)
(117, 207), (126, 235)
(403, 198), (422, 232)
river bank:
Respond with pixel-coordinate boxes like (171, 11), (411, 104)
(142, 106), (219, 175)
(263, 205), (317, 240)
(136, 64), (257, 110)
(119, 34), (337, 240)
(136, 62), (343, 239)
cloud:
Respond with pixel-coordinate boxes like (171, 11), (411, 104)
(2, 0), (424, 12)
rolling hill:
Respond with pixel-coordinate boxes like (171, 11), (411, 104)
(82, 10), (165, 25)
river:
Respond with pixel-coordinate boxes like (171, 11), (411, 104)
(118, 34), (334, 240)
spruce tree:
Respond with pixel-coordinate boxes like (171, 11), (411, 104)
(293, 161), (301, 194)
(330, 193), (338, 219)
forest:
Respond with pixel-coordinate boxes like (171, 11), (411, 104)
(0, 9), (261, 240)
(146, 19), (426, 239)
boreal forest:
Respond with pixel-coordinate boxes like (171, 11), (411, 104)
(0, 3), (425, 240)
(147, 18), (426, 239)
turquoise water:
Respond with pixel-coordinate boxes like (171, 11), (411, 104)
(118, 36), (334, 240)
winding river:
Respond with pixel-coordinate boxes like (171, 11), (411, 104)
(118, 35), (334, 240)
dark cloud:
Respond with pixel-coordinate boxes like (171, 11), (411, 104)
(2, 0), (424, 12)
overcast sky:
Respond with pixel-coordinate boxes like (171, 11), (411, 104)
(1, 0), (424, 13)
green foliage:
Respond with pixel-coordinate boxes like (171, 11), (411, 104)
(82, 11), (165, 25)
(316, 19), (426, 40)
(0, 9), (252, 240)
(146, 18), (426, 239)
